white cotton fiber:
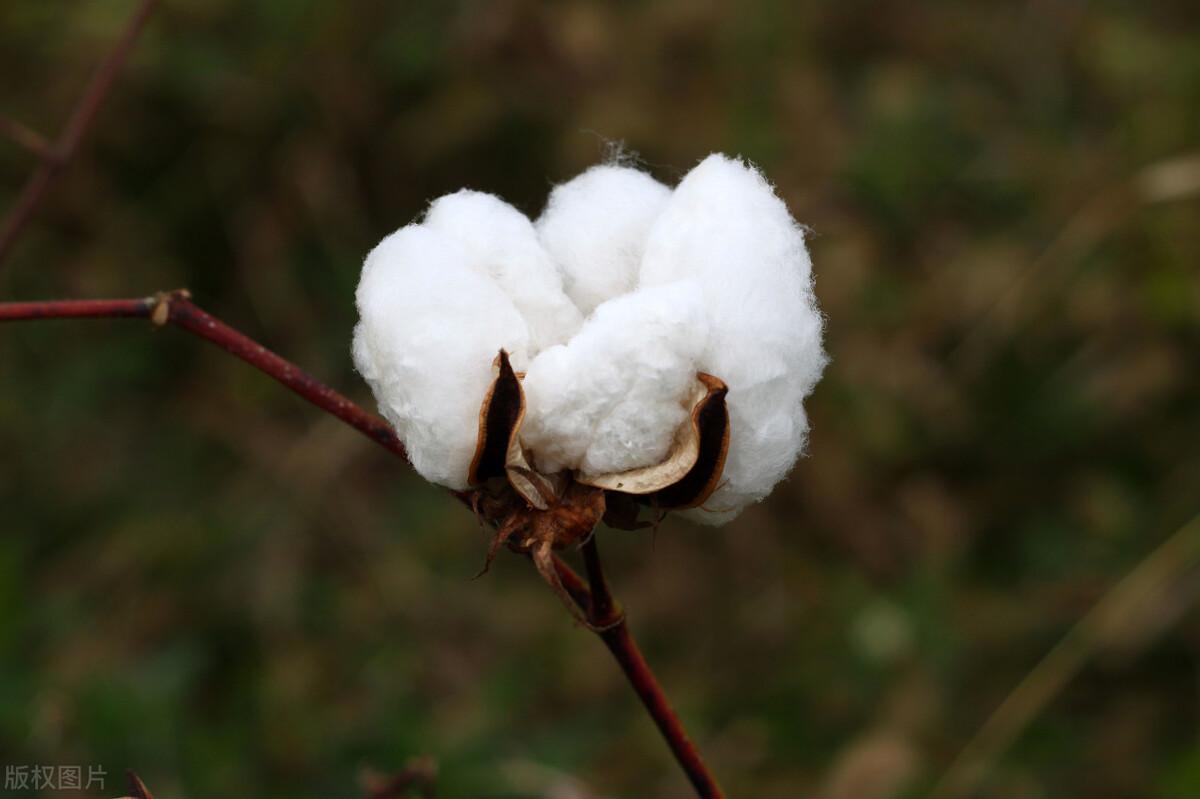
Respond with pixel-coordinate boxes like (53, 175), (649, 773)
(519, 281), (709, 477)
(536, 165), (671, 316)
(640, 154), (826, 522)
(352, 224), (531, 490)
(424, 190), (582, 352)
(353, 152), (825, 524)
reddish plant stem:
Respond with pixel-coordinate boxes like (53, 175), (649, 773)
(362, 757), (438, 799)
(0, 0), (159, 264)
(0, 116), (54, 161)
(604, 626), (724, 798)
(577, 537), (726, 799)
(580, 533), (619, 626)
(0, 296), (150, 321)
(0, 290), (724, 797)
(0, 291), (406, 460)
(125, 770), (155, 799)
(552, 554), (593, 608)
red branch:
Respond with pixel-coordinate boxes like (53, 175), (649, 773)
(0, 0), (159, 264)
(0, 291), (406, 460)
(578, 537), (726, 798)
(125, 770), (155, 799)
(0, 290), (723, 797)
(361, 757), (438, 799)
(0, 116), (54, 161)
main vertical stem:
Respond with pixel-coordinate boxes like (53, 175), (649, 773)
(578, 537), (726, 798)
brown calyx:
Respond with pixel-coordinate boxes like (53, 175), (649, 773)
(471, 476), (606, 625)
(464, 349), (730, 621)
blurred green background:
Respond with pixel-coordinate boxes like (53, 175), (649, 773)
(2, 1), (1199, 797)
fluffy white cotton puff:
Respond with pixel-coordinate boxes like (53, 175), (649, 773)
(353, 224), (532, 490)
(424, 190), (582, 352)
(536, 165), (671, 317)
(640, 155), (826, 522)
(520, 281), (709, 477)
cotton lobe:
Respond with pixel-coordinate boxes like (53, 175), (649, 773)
(353, 225), (530, 489)
(537, 165), (671, 316)
(520, 281), (708, 477)
(353, 153), (826, 521)
(640, 154), (826, 521)
(424, 190), (582, 351)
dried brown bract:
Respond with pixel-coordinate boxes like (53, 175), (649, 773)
(465, 349), (729, 619)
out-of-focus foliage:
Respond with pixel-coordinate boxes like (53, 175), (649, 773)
(1, 1), (1199, 797)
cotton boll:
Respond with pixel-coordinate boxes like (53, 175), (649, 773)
(353, 224), (531, 489)
(537, 165), (671, 316)
(640, 154), (826, 521)
(353, 153), (824, 525)
(520, 281), (709, 477)
(424, 190), (582, 352)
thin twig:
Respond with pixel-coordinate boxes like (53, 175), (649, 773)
(361, 756), (438, 799)
(0, 116), (54, 161)
(930, 512), (1200, 799)
(0, 290), (406, 460)
(0, 290), (724, 797)
(0, 0), (159, 264)
(577, 536), (725, 798)
(580, 533), (619, 627)
(125, 770), (155, 799)
(950, 150), (1200, 375)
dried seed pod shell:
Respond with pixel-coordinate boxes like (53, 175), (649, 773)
(652, 373), (731, 509)
(472, 353), (729, 514)
(578, 373), (729, 509)
(505, 454), (561, 511)
(467, 350), (524, 485)
(468, 350), (562, 510)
